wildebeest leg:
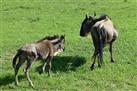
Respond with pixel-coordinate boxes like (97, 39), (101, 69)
(14, 56), (25, 86)
(90, 30), (99, 70)
(99, 51), (103, 65)
(99, 39), (104, 65)
(90, 50), (98, 70)
(24, 59), (34, 88)
(109, 42), (114, 62)
(46, 56), (53, 76)
(97, 54), (101, 67)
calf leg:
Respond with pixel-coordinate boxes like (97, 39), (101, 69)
(39, 59), (47, 74)
(24, 59), (34, 88)
(46, 56), (53, 76)
(39, 56), (53, 76)
(14, 56), (25, 86)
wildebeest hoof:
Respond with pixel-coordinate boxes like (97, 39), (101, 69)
(48, 74), (50, 77)
(39, 70), (42, 74)
(111, 59), (115, 63)
(15, 82), (19, 86)
(90, 66), (94, 70)
(48, 75), (52, 78)
(98, 64), (101, 68)
(29, 83), (35, 89)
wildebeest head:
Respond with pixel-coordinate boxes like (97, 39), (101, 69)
(45, 35), (65, 51)
(53, 35), (65, 56)
(58, 35), (65, 51)
(80, 12), (97, 37)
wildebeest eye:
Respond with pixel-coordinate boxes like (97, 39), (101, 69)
(59, 44), (61, 48)
(86, 20), (92, 25)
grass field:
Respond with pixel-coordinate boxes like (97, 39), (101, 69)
(0, 0), (137, 91)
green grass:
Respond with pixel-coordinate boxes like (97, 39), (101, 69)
(0, 0), (137, 91)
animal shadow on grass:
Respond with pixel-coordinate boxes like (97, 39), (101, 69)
(36, 56), (86, 73)
(0, 75), (24, 87)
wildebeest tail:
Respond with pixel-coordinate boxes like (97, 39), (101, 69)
(97, 27), (103, 63)
(12, 51), (20, 68)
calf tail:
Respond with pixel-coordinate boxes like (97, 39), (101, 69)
(12, 51), (20, 68)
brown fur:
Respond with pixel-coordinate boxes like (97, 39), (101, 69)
(12, 35), (65, 88)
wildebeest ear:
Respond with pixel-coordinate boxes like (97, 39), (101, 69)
(93, 11), (96, 16)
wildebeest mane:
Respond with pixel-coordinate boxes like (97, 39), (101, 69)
(95, 14), (110, 22)
(36, 35), (59, 43)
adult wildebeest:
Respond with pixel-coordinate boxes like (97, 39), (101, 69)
(80, 12), (118, 70)
(12, 35), (65, 88)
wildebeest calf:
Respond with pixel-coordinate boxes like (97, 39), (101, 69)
(12, 35), (65, 88)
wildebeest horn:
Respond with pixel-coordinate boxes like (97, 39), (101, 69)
(94, 11), (96, 16)
(85, 13), (88, 18)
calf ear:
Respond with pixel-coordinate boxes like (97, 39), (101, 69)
(61, 35), (65, 39)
